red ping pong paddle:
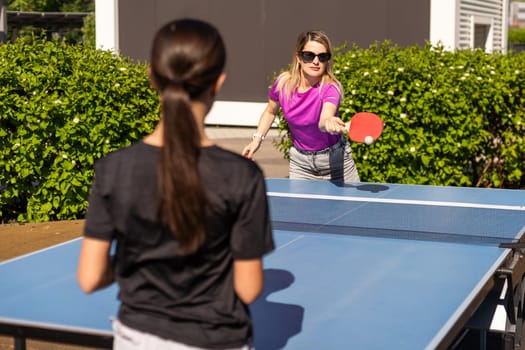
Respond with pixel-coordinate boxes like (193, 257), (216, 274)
(346, 112), (383, 145)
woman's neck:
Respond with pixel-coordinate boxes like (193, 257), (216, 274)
(299, 75), (321, 91)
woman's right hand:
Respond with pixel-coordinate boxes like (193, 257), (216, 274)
(243, 99), (279, 159)
(242, 138), (262, 160)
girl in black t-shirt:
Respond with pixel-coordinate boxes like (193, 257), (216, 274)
(77, 18), (274, 350)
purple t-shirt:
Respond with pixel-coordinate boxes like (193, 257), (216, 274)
(269, 78), (342, 151)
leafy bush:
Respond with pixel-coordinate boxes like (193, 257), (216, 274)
(0, 37), (159, 223)
(81, 13), (96, 48)
(509, 27), (525, 44)
(1, 38), (524, 223)
(275, 42), (525, 188)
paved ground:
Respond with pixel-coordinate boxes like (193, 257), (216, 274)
(0, 127), (289, 350)
(205, 126), (289, 178)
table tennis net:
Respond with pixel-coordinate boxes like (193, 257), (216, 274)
(268, 195), (525, 246)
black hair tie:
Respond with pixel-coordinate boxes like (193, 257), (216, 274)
(170, 77), (185, 87)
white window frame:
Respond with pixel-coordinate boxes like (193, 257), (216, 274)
(470, 15), (494, 52)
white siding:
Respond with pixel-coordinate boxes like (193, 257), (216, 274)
(430, 0), (508, 52)
(458, 0), (508, 52)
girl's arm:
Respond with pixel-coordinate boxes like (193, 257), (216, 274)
(233, 258), (264, 304)
(242, 99), (280, 159)
(77, 237), (114, 294)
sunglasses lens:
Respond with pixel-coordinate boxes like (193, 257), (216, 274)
(300, 51), (331, 63)
(300, 51), (316, 62)
(318, 53), (331, 62)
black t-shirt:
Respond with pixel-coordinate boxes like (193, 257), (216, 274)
(84, 141), (274, 348)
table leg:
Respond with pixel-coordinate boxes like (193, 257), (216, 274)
(14, 337), (26, 350)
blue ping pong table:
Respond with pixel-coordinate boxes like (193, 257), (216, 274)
(1, 178), (525, 350)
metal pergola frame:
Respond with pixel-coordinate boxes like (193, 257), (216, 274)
(0, 2), (90, 43)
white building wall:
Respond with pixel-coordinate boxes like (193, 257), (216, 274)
(430, 0), (459, 49)
(95, 0), (119, 51)
(431, 0), (509, 53)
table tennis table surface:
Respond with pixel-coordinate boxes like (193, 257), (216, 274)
(1, 178), (525, 350)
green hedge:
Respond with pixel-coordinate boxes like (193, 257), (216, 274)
(276, 42), (525, 188)
(1, 38), (524, 223)
(509, 27), (525, 44)
(0, 37), (159, 223)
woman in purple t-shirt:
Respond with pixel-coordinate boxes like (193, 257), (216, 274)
(242, 30), (360, 183)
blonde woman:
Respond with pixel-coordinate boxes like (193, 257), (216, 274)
(243, 30), (359, 182)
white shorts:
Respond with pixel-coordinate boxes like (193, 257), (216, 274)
(289, 137), (360, 182)
(112, 319), (254, 350)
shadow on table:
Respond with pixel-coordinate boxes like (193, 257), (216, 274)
(250, 269), (304, 350)
(331, 181), (389, 193)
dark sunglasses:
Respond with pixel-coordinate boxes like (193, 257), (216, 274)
(299, 51), (331, 63)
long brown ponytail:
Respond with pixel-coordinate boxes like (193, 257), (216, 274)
(150, 19), (226, 254)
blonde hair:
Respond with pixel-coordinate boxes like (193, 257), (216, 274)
(276, 30), (343, 101)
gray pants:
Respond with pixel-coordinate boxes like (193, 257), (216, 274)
(113, 319), (253, 350)
(289, 137), (360, 182)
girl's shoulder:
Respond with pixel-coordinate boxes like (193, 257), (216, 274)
(203, 146), (263, 177)
(200, 146), (266, 194)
